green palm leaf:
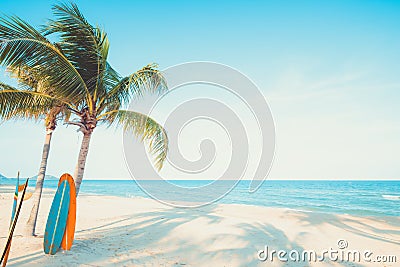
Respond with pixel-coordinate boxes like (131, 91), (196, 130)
(44, 3), (110, 100)
(0, 15), (89, 105)
(98, 64), (167, 113)
(101, 110), (168, 170)
(0, 82), (61, 121)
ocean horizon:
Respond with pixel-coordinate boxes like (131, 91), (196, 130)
(1, 178), (399, 217)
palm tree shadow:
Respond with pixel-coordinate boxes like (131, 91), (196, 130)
(7, 252), (43, 266)
(52, 205), (367, 266)
(287, 210), (400, 245)
(8, 205), (397, 266)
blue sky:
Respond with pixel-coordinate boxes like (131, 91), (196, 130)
(0, 1), (399, 179)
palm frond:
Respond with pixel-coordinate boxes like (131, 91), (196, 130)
(0, 15), (88, 104)
(0, 82), (59, 121)
(101, 62), (122, 96)
(6, 65), (40, 90)
(102, 110), (168, 169)
(97, 64), (167, 114)
(44, 3), (110, 101)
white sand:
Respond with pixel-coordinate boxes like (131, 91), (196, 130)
(0, 189), (399, 266)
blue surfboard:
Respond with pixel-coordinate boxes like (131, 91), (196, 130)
(44, 180), (70, 255)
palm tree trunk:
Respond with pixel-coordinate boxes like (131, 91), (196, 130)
(25, 130), (53, 236)
(74, 132), (92, 196)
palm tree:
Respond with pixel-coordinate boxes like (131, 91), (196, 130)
(1, 3), (168, 210)
(0, 76), (71, 236)
(0, 14), (92, 236)
(0, 63), (79, 237)
(44, 3), (169, 194)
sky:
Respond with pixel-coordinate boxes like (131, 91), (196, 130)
(0, 0), (399, 180)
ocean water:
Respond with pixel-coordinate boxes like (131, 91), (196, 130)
(0, 178), (399, 217)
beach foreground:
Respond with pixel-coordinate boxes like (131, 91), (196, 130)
(0, 190), (399, 267)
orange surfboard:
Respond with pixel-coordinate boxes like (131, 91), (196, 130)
(58, 173), (76, 250)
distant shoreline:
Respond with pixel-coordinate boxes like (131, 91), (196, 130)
(1, 180), (399, 217)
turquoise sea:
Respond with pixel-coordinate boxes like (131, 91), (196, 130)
(0, 178), (399, 217)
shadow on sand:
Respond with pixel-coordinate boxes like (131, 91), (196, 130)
(8, 204), (400, 267)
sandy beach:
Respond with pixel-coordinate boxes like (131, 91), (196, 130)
(0, 188), (399, 267)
